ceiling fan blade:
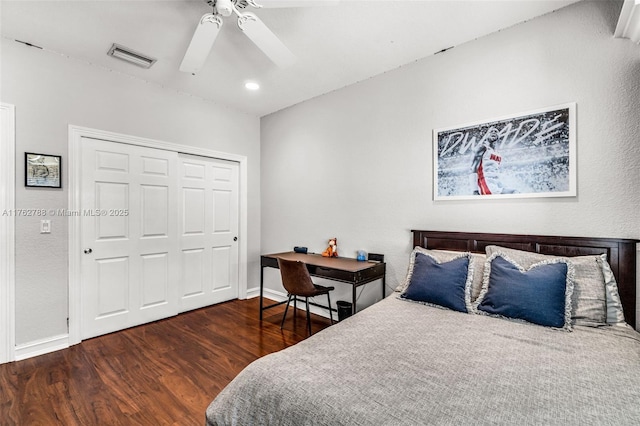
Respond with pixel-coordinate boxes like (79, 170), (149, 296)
(179, 13), (224, 74)
(256, 0), (340, 7)
(237, 12), (296, 68)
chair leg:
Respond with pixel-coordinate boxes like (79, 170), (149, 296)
(281, 294), (292, 329)
(305, 297), (312, 336)
(327, 292), (334, 325)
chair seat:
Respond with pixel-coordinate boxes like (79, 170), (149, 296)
(297, 284), (334, 298)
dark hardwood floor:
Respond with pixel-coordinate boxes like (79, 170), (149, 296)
(0, 298), (332, 425)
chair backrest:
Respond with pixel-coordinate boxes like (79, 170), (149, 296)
(278, 258), (316, 296)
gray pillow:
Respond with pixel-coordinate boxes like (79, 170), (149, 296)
(485, 245), (610, 327)
(599, 256), (626, 325)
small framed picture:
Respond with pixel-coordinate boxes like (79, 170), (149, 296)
(25, 153), (62, 188)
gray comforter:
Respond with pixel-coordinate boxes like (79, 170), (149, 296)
(206, 295), (640, 425)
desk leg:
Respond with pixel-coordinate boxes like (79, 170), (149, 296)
(259, 265), (264, 320)
(352, 285), (357, 315)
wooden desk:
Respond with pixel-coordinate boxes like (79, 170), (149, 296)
(260, 252), (386, 320)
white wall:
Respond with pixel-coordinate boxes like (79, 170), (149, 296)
(261, 1), (640, 319)
(1, 39), (261, 346)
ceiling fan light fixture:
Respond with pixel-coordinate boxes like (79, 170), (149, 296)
(107, 43), (156, 68)
(216, 0), (234, 17)
(182, 0), (304, 74)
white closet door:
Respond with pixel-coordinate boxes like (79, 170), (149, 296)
(80, 138), (179, 339)
(179, 154), (239, 312)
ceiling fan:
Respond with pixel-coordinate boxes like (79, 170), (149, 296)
(180, 0), (339, 74)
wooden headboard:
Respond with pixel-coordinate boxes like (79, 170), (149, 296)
(412, 230), (639, 327)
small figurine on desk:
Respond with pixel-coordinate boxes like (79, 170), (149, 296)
(322, 237), (338, 257)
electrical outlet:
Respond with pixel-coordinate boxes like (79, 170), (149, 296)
(40, 220), (51, 234)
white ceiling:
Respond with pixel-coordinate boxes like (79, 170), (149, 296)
(1, 0), (580, 117)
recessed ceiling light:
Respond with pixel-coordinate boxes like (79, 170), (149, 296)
(245, 82), (260, 91)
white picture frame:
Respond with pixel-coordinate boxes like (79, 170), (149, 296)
(433, 102), (576, 201)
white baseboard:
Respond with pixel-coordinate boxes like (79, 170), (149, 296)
(14, 334), (69, 361)
(246, 287), (334, 320)
(245, 286), (261, 299)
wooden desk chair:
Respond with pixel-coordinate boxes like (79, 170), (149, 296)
(278, 258), (335, 335)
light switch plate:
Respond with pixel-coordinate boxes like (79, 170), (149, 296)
(40, 220), (51, 234)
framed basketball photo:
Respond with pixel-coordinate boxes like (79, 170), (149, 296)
(433, 103), (576, 201)
(25, 152), (62, 188)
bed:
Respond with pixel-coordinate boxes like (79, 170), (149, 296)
(206, 230), (640, 425)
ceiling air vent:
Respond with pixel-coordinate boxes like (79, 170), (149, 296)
(107, 43), (157, 68)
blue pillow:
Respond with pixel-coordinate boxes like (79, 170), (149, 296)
(400, 253), (471, 313)
(475, 254), (573, 329)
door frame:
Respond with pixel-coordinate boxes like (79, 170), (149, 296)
(68, 125), (248, 346)
(1, 103), (16, 363)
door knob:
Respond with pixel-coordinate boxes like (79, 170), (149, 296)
(84, 248), (93, 254)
